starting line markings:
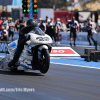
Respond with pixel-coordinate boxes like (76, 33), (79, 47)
(50, 47), (80, 57)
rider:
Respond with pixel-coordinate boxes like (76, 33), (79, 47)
(8, 19), (38, 68)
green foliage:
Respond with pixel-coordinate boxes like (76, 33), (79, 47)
(97, 9), (100, 11)
(37, 0), (100, 10)
(59, 7), (67, 11)
(74, 9), (78, 11)
(37, 0), (67, 9)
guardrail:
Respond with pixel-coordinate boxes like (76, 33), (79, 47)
(59, 32), (100, 46)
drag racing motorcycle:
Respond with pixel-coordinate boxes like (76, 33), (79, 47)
(5, 27), (52, 74)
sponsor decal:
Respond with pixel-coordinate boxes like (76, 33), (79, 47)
(0, 43), (8, 53)
(62, 35), (67, 41)
(51, 49), (75, 54)
(59, 34), (62, 41)
(50, 47), (80, 57)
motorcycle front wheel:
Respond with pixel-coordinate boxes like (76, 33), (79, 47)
(39, 49), (50, 74)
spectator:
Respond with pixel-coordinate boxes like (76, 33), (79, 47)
(44, 16), (50, 23)
(82, 22), (87, 32)
(1, 18), (6, 26)
(66, 20), (71, 32)
(69, 16), (79, 46)
(38, 18), (46, 33)
(86, 18), (96, 45)
(8, 18), (15, 41)
(46, 22), (51, 35)
(8, 19), (11, 24)
(79, 24), (82, 32)
(15, 20), (20, 31)
(3, 19), (8, 31)
(38, 18), (42, 24)
(0, 17), (3, 31)
(60, 21), (67, 32)
(55, 18), (62, 45)
(49, 18), (57, 45)
(0, 27), (8, 41)
(44, 16), (51, 34)
(43, 20), (47, 33)
(6, 20), (9, 31)
(19, 17), (26, 30)
(39, 20), (46, 32)
(96, 25), (100, 32)
(1, 18), (8, 30)
(91, 19), (97, 33)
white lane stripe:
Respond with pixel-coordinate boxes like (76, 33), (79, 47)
(50, 62), (100, 70)
(59, 44), (100, 47)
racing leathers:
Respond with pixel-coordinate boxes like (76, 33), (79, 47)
(8, 26), (33, 68)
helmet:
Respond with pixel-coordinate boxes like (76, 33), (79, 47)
(27, 19), (38, 27)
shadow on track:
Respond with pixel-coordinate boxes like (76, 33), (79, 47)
(0, 69), (44, 76)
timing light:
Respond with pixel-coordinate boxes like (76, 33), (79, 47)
(22, 0), (31, 14)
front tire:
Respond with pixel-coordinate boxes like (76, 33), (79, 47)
(39, 49), (50, 74)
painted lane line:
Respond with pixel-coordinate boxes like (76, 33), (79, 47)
(50, 62), (100, 70)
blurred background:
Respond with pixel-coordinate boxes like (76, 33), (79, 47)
(0, 0), (100, 23)
(0, 0), (100, 44)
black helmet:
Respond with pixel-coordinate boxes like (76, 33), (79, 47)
(27, 19), (38, 27)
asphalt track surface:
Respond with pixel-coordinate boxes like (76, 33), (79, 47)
(54, 45), (100, 55)
(71, 46), (100, 55)
(0, 46), (100, 100)
(0, 63), (100, 100)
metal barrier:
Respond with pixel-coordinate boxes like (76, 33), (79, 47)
(59, 32), (100, 45)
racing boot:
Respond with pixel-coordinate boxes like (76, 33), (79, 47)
(8, 60), (19, 69)
(8, 60), (15, 69)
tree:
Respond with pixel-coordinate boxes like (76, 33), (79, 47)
(66, 0), (74, 7)
(37, 0), (100, 10)
(77, 0), (100, 10)
(37, 0), (67, 9)
(66, 0), (100, 11)
(59, 7), (68, 11)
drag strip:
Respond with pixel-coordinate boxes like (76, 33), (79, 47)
(0, 64), (100, 100)
(50, 57), (100, 69)
(51, 62), (100, 70)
